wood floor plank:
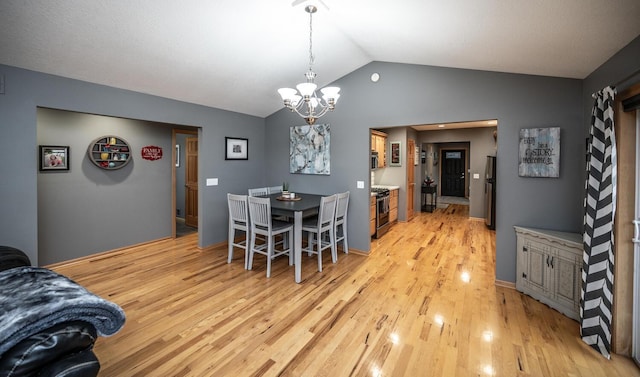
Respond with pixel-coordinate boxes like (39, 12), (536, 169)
(49, 204), (640, 376)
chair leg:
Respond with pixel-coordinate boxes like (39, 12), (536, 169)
(228, 226), (234, 264)
(330, 228), (337, 263)
(342, 223), (348, 254)
(266, 236), (273, 278)
(247, 232), (256, 270)
(287, 230), (294, 266)
(317, 233), (323, 272)
(307, 232), (314, 257)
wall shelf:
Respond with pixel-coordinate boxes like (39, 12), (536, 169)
(87, 136), (132, 170)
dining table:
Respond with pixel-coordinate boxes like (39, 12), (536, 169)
(268, 192), (322, 283)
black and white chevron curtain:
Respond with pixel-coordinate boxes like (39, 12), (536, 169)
(581, 86), (617, 359)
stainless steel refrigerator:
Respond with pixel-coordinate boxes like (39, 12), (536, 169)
(485, 156), (496, 229)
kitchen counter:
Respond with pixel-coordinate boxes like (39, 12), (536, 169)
(372, 185), (400, 190)
(371, 185), (400, 196)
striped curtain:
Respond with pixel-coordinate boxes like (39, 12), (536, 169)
(581, 86), (617, 359)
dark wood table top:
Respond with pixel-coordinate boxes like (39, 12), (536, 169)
(267, 193), (323, 213)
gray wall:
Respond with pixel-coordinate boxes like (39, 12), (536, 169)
(1, 34), (639, 281)
(37, 109), (174, 264)
(0, 64), (265, 266)
(266, 62), (584, 283)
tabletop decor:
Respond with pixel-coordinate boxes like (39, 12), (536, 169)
(276, 195), (301, 201)
(290, 124), (330, 175)
(225, 137), (248, 160)
(39, 145), (69, 171)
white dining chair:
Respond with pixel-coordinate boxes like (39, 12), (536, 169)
(248, 187), (269, 197)
(302, 194), (337, 272)
(247, 196), (294, 278)
(227, 193), (250, 268)
(268, 185), (283, 195)
(334, 191), (350, 254)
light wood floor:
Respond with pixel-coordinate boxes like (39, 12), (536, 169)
(51, 205), (640, 376)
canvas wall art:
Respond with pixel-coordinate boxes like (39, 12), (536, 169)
(290, 124), (330, 175)
(518, 127), (560, 177)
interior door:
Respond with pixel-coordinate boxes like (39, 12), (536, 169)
(407, 139), (415, 220)
(185, 137), (198, 228)
(441, 149), (466, 197)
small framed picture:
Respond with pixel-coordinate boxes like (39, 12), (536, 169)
(39, 145), (70, 171)
(225, 137), (248, 160)
(390, 141), (401, 166)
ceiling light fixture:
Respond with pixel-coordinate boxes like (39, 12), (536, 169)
(278, 5), (340, 125)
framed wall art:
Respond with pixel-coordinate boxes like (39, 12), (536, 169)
(225, 137), (248, 160)
(290, 124), (330, 175)
(518, 127), (560, 177)
(390, 141), (401, 166)
(39, 145), (69, 171)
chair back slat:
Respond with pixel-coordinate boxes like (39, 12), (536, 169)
(269, 185), (283, 195)
(248, 196), (272, 231)
(248, 187), (269, 197)
(319, 195), (337, 229)
(335, 191), (349, 223)
(228, 194), (248, 229)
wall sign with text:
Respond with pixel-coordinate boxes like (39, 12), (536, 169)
(518, 127), (560, 177)
(141, 145), (163, 161)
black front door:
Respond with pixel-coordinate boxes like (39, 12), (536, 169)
(441, 149), (466, 197)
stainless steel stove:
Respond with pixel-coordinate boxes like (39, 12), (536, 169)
(371, 187), (390, 238)
(371, 187), (390, 197)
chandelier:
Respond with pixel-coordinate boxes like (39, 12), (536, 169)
(277, 5), (340, 125)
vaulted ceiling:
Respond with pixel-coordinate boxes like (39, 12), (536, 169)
(1, 1), (639, 118)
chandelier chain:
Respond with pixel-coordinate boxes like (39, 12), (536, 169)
(308, 10), (315, 72)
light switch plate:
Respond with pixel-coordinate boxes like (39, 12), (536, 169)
(357, 181), (365, 189)
(206, 178), (218, 186)
(473, 173), (480, 179)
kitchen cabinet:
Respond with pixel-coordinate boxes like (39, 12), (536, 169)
(370, 196), (376, 236)
(389, 189), (398, 223)
(514, 226), (582, 321)
(371, 130), (387, 168)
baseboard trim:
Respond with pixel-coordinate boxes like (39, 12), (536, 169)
(346, 248), (369, 256)
(495, 279), (516, 289)
(45, 236), (172, 268)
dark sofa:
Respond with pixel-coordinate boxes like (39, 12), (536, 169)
(0, 246), (125, 377)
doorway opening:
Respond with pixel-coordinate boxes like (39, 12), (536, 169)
(173, 129), (198, 238)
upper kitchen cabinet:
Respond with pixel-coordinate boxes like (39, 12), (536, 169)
(371, 130), (387, 168)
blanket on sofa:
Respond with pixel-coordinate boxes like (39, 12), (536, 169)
(0, 266), (126, 355)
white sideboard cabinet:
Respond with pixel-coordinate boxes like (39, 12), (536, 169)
(514, 226), (582, 321)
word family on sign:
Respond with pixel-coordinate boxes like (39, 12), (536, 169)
(141, 146), (163, 161)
